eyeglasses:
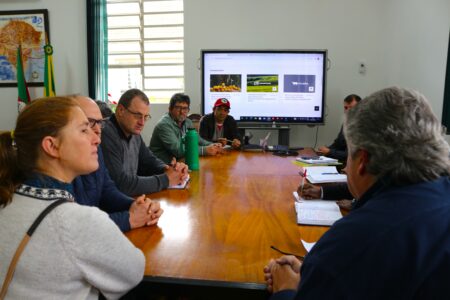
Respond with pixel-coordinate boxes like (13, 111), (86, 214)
(88, 117), (107, 129)
(173, 105), (190, 112)
(124, 107), (151, 121)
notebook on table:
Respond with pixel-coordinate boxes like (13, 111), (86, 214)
(304, 166), (347, 184)
(293, 191), (342, 226)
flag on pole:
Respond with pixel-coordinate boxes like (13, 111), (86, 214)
(43, 42), (56, 97)
(16, 45), (31, 106)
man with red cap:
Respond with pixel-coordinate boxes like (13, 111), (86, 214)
(199, 98), (241, 149)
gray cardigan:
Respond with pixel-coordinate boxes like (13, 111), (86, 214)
(0, 188), (144, 300)
(101, 114), (169, 196)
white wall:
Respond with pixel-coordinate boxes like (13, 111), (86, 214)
(184, 0), (450, 147)
(384, 0), (450, 123)
(1, 0), (449, 146)
(0, 0), (88, 130)
(184, 0), (388, 147)
(385, 0), (450, 144)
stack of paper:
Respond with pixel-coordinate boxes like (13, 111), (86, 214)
(293, 192), (342, 226)
(296, 156), (338, 165)
(304, 166), (347, 183)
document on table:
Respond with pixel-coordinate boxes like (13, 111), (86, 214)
(168, 174), (190, 189)
(304, 166), (347, 184)
(296, 155), (338, 164)
(293, 191), (342, 226)
(301, 239), (316, 253)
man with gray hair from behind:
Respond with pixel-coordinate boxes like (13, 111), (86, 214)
(264, 86), (450, 299)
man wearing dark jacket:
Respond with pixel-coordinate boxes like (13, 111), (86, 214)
(199, 98), (241, 149)
(316, 94), (361, 161)
(72, 95), (163, 232)
(265, 87), (450, 299)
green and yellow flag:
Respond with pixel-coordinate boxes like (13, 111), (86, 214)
(16, 45), (31, 105)
(43, 42), (56, 97)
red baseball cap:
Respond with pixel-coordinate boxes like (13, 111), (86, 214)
(214, 98), (231, 109)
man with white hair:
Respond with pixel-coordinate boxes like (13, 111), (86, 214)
(264, 87), (450, 299)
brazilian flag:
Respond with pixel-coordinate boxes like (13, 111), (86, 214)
(43, 43), (56, 97)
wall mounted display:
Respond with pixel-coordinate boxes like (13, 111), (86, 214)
(0, 9), (50, 87)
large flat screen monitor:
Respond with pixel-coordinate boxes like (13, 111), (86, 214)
(201, 50), (327, 124)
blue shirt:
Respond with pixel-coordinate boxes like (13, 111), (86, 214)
(271, 176), (450, 300)
(72, 148), (134, 232)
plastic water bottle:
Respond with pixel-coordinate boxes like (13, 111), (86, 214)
(184, 128), (199, 170)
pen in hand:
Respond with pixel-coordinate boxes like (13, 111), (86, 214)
(300, 178), (304, 197)
(299, 169), (307, 197)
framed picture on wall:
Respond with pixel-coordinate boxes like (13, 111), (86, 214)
(0, 9), (50, 87)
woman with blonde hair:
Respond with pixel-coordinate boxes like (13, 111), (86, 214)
(0, 97), (144, 299)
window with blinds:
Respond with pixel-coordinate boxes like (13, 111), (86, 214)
(107, 0), (184, 103)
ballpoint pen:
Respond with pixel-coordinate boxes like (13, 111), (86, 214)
(300, 169), (307, 196)
(270, 245), (305, 260)
(321, 172), (339, 175)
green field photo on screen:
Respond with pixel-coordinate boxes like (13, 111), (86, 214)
(247, 74), (279, 92)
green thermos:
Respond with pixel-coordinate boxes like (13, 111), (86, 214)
(184, 128), (199, 170)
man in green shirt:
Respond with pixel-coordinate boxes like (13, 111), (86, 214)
(150, 93), (223, 164)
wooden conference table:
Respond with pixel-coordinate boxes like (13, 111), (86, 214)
(125, 150), (330, 297)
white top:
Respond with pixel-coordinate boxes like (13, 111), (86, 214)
(0, 186), (145, 300)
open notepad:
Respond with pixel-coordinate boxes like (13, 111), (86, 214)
(168, 175), (190, 189)
(293, 191), (342, 226)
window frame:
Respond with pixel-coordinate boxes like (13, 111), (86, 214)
(106, 0), (184, 103)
